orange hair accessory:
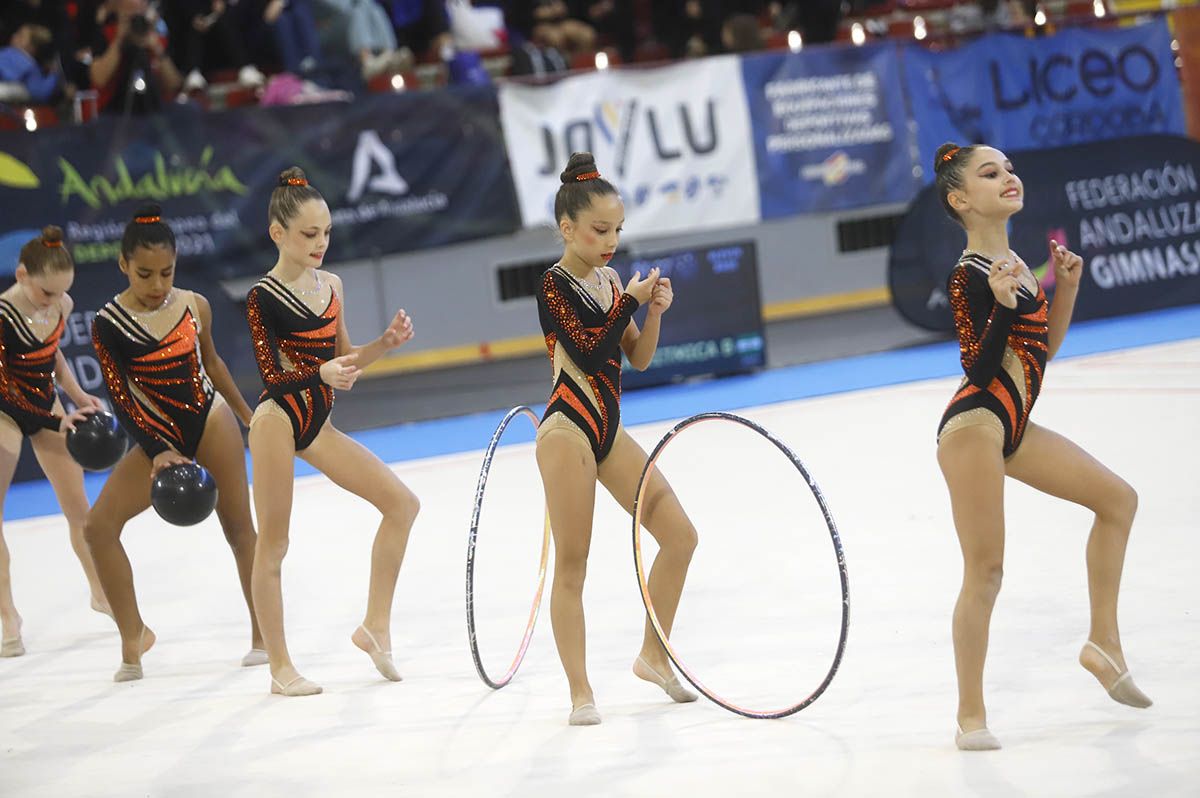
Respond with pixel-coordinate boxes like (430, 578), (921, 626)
(282, 177), (308, 187)
(574, 170), (600, 182)
(42, 239), (63, 248)
(134, 215), (161, 224)
(942, 147), (961, 162)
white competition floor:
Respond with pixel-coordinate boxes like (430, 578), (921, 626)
(1, 333), (1198, 798)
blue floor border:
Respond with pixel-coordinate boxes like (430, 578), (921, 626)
(9, 303), (1200, 522)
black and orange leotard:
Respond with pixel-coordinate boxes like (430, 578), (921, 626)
(93, 291), (216, 459)
(245, 275), (339, 451)
(937, 253), (1049, 458)
(0, 297), (64, 435)
(536, 264), (640, 463)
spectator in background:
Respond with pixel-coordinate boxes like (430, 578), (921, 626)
(949, 0), (1030, 33)
(317, 0), (413, 79)
(1, 0), (84, 87)
(509, 14), (568, 78)
(721, 13), (763, 53)
(789, 0), (840, 44)
(89, 0), (183, 114)
(262, 0), (323, 74)
(74, 0), (112, 58)
(567, 0), (633, 62)
(0, 0), (74, 54)
(382, 0), (453, 60)
(653, 1), (721, 58)
(166, 1), (266, 91)
(509, 1), (594, 59)
(0, 24), (62, 103)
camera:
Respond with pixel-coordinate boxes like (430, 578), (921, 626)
(129, 14), (151, 37)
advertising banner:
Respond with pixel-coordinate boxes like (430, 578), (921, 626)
(889, 135), (1200, 331)
(499, 56), (761, 236)
(0, 87), (520, 283)
(902, 19), (1185, 181)
(742, 43), (918, 215)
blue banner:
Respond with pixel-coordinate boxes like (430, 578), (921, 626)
(889, 135), (1200, 332)
(0, 86), (520, 282)
(741, 43), (918, 216)
(903, 19), (1185, 180)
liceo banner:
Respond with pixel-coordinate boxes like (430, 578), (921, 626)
(889, 135), (1200, 331)
(902, 18), (1185, 182)
(498, 55), (761, 237)
(741, 43), (919, 216)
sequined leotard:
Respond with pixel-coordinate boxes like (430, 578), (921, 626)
(0, 298), (64, 435)
(536, 264), (640, 463)
(245, 275), (339, 451)
(93, 290), (215, 459)
(937, 253), (1049, 458)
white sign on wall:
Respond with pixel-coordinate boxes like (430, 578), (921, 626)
(499, 56), (761, 237)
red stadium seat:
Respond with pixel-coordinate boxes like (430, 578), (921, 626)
(899, 0), (958, 10)
(367, 70), (420, 94)
(0, 105), (59, 131)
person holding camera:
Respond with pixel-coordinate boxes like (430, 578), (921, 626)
(0, 24), (63, 104)
(88, 0), (182, 114)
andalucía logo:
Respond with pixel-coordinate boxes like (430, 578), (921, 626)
(0, 151), (39, 189)
(57, 147), (248, 209)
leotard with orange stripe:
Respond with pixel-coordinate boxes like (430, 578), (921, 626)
(937, 253), (1049, 458)
(0, 298), (65, 435)
(93, 290), (215, 459)
(536, 264), (640, 464)
(245, 275), (339, 451)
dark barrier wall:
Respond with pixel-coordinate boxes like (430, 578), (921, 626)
(889, 134), (1200, 331)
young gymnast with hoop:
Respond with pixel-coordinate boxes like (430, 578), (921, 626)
(246, 167), (419, 697)
(536, 152), (699, 725)
(933, 143), (1151, 750)
(0, 226), (108, 657)
(85, 205), (266, 681)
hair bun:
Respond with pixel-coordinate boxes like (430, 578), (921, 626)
(133, 203), (163, 224)
(40, 224), (64, 245)
(934, 142), (962, 174)
(559, 152), (598, 185)
(279, 166), (309, 187)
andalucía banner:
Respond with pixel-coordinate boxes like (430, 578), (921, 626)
(0, 87), (520, 283)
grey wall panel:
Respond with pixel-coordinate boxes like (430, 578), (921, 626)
(293, 203), (907, 354)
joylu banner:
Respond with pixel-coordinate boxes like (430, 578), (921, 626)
(498, 55), (761, 237)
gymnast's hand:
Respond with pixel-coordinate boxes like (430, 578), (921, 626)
(380, 309), (414, 351)
(648, 277), (673, 316)
(625, 267), (661, 306)
(58, 406), (97, 435)
(151, 449), (191, 478)
(320, 353), (362, 390)
(71, 393), (105, 412)
(987, 258), (1020, 310)
(1050, 239), (1083, 290)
